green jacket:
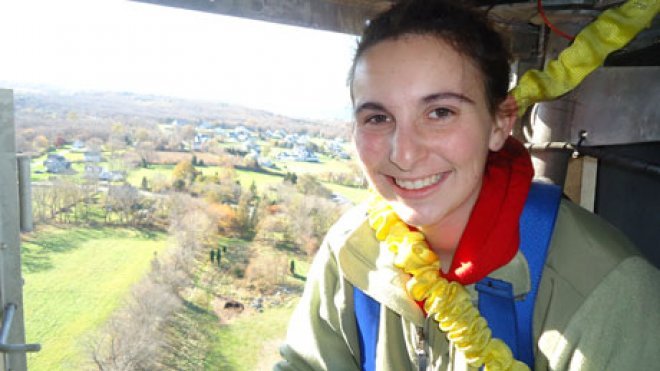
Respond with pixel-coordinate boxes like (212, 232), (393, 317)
(275, 200), (660, 370)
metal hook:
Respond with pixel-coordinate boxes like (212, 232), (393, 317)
(573, 130), (588, 158)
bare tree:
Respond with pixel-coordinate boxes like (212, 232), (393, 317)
(135, 141), (156, 167)
(256, 183), (345, 255)
(88, 267), (181, 370)
(105, 184), (141, 225)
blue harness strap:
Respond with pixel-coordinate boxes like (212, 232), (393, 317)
(354, 288), (381, 371)
(354, 182), (562, 371)
(476, 182), (562, 368)
(475, 277), (519, 357)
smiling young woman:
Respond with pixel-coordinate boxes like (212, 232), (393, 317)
(351, 34), (515, 265)
(276, 1), (660, 370)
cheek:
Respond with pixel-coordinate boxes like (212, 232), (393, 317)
(355, 131), (387, 165)
(439, 128), (490, 170)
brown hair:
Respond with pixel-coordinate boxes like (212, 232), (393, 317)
(349, 0), (511, 115)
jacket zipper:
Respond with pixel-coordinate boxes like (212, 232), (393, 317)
(416, 325), (428, 371)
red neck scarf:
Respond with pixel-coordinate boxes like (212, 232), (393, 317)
(442, 137), (534, 285)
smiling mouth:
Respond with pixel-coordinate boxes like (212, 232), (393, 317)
(394, 173), (443, 190)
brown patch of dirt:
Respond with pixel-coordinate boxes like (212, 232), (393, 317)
(212, 297), (257, 324)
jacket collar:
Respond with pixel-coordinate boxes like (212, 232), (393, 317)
(335, 210), (531, 326)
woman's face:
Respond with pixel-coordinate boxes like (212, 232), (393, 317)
(352, 35), (509, 232)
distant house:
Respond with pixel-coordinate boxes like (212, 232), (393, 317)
(84, 164), (103, 177)
(43, 154), (71, 173)
(84, 151), (102, 162)
(336, 151), (351, 160)
(84, 165), (123, 182)
(327, 139), (351, 160)
(199, 121), (214, 130)
(292, 146), (319, 162)
(99, 170), (125, 182)
(72, 140), (85, 150)
(245, 139), (260, 154)
(282, 134), (298, 148)
(296, 134), (311, 145)
(276, 152), (295, 161)
(192, 134), (211, 151)
(170, 119), (192, 126)
(258, 157), (275, 168)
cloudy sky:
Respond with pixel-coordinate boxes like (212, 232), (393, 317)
(0, 0), (358, 120)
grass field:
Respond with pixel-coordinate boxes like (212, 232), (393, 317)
(205, 298), (299, 370)
(22, 226), (167, 370)
(126, 163), (174, 185)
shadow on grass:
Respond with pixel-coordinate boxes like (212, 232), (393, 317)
(22, 227), (103, 273)
(136, 228), (161, 240)
(274, 241), (304, 255)
(21, 226), (163, 274)
(161, 300), (231, 370)
(182, 299), (208, 315)
(21, 250), (53, 273)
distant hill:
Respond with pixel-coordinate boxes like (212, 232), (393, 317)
(2, 82), (351, 139)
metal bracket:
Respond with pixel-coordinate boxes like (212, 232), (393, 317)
(0, 304), (40, 353)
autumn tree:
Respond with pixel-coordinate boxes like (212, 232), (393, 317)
(197, 166), (241, 204)
(296, 174), (332, 198)
(32, 135), (49, 152)
(171, 159), (196, 189)
(233, 181), (260, 240)
(207, 202), (236, 235)
(262, 183), (345, 255)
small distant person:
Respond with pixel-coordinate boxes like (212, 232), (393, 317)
(289, 259), (295, 276)
(275, 1), (660, 370)
(217, 248), (222, 267)
(210, 249), (215, 263)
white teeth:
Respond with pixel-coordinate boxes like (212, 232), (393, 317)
(395, 174), (442, 190)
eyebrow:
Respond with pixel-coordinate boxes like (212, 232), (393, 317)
(353, 102), (387, 116)
(354, 91), (475, 116)
(422, 92), (475, 105)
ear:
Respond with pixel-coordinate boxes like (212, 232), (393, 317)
(488, 94), (517, 151)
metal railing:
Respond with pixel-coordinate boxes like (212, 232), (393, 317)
(0, 304), (40, 353)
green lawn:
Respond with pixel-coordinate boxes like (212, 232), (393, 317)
(278, 156), (352, 175)
(324, 182), (368, 204)
(235, 169), (284, 192)
(126, 164), (174, 185)
(22, 226), (167, 370)
(206, 302), (298, 370)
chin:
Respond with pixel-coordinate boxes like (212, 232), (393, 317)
(389, 202), (427, 227)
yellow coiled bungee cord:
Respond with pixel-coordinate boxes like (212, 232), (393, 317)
(511, 0), (660, 117)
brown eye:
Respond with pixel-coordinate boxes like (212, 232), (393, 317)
(428, 107), (454, 120)
(364, 114), (391, 125)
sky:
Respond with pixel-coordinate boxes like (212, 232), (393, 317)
(0, 0), (358, 121)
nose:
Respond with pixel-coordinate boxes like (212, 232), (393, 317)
(389, 124), (424, 172)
